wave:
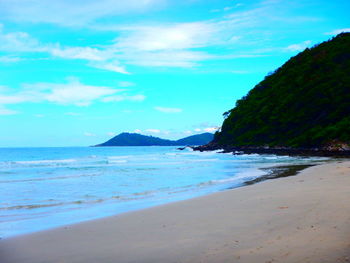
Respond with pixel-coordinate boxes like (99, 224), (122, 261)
(107, 160), (128, 164)
(0, 190), (159, 211)
(107, 155), (132, 160)
(15, 159), (76, 165)
(0, 198), (106, 211)
(1, 159), (77, 168)
(0, 172), (103, 184)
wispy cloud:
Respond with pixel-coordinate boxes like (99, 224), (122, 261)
(51, 46), (106, 61)
(285, 40), (311, 52)
(211, 4), (243, 13)
(204, 127), (220, 132)
(114, 22), (216, 51)
(90, 61), (130, 74)
(0, 24), (43, 52)
(325, 28), (350, 35)
(0, 77), (144, 108)
(65, 112), (81, 116)
(23, 78), (120, 106)
(0, 0), (322, 71)
(0, 25), (130, 74)
(146, 129), (161, 133)
(102, 94), (145, 102)
(0, 56), (22, 63)
(154, 106), (182, 113)
(84, 132), (96, 137)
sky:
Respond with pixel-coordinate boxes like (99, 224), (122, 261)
(0, 0), (349, 147)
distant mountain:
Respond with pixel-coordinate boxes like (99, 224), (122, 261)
(210, 33), (350, 151)
(175, 133), (214, 146)
(95, 132), (214, 147)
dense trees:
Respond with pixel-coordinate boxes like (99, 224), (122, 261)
(215, 33), (350, 148)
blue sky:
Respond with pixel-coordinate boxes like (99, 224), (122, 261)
(0, 0), (349, 147)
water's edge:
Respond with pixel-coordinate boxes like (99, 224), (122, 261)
(243, 164), (315, 186)
(0, 146), (330, 238)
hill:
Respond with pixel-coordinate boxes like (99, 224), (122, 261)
(212, 33), (350, 152)
(175, 133), (214, 146)
(95, 132), (214, 147)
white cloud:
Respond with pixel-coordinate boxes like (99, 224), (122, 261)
(90, 61), (130, 74)
(0, 93), (29, 104)
(122, 50), (212, 68)
(0, 0), (323, 71)
(115, 22), (216, 52)
(51, 47), (106, 61)
(285, 40), (311, 52)
(110, 22), (217, 68)
(0, 25), (43, 52)
(107, 132), (116, 136)
(325, 28), (350, 35)
(84, 132), (96, 137)
(65, 112), (81, 116)
(154, 106), (182, 113)
(146, 129), (161, 133)
(134, 129), (142, 133)
(183, 130), (192, 134)
(50, 46), (130, 74)
(194, 128), (202, 132)
(204, 127), (220, 132)
(23, 78), (120, 106)
(0, 25), (130, 74)
(0, 56), (21, 63)
(0, 78), (144, 108)
(102, 94), (145, 102)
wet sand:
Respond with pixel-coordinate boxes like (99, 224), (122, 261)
(1, 161), (350, 263)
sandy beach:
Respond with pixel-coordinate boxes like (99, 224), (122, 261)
(1, 160), (350, 263)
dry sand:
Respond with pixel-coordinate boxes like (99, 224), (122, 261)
(1, 161), (350, 263)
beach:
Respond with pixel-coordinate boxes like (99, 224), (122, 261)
(1, 160), (350, 263)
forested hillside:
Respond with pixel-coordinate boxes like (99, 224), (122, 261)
(214, 33), (350, 150)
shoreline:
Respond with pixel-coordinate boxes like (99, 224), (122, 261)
(1, 161), (320, 239)
(1, 160), (350, 262)
(192, 144), (350, 157)
(242, 163), (316, 186)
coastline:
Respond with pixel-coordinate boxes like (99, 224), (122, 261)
(192, 144), (350, 157)
(1, 160), (350, 263)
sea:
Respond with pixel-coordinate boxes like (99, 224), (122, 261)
(0, 146), (328, 237)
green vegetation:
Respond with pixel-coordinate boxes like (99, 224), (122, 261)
(215, 33), (350, 149)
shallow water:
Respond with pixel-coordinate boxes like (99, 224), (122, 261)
(0, 146), (327, 237)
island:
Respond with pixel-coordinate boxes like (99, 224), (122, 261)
(95, 132), (214, 147)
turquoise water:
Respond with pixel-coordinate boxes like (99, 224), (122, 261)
(0, 146), (326, 237)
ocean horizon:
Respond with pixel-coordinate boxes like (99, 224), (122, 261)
(0, 146), (327, 238)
